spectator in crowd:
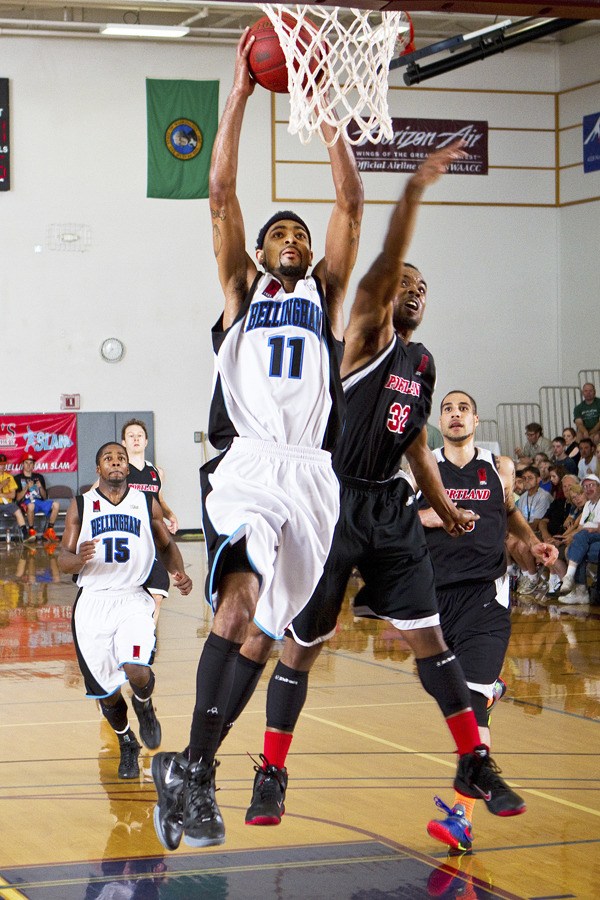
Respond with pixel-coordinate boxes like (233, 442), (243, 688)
(544, 479), (585, 594)
(516, 466), (552, 531)
(538, 467), (569, 546)
(577, 438), (598, 480)
(562, 427), (580, 465)
(514, 423), (553, 461)
(0, 454), (28, 541)
(573, 383), (600, 444)
(15, 453), (60, 542)
(509, 466), (552, 595)
(551, 436), (578, 475)
(535, 454), (552, 493)
(514, 467), (527, 498)
(558, 473), (600, 604)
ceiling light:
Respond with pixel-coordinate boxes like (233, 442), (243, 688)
(101, 23), (190, 38)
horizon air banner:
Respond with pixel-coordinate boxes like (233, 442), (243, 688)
(349, 118), (488, 175)
(0, 413), (77, 472)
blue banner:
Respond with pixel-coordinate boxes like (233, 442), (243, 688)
(583, 112), (600, 174)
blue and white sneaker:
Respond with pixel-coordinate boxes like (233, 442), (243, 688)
(427, 795), (473, 853)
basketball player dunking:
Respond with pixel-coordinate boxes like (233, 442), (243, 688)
(151, 27), (364, 851)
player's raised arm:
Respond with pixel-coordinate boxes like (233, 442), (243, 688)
(209, 29), (259, 327)
(344, 141), (466, 367)
(312, 124), (364, 340)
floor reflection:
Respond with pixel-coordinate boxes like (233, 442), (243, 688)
(0, 542), (76, 676)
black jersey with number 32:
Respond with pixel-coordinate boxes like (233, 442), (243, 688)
(332, 335), (436, 481)
(421, 447), (507, 588)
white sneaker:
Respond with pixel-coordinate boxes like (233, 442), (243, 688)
(516, 573), (539, 594)
(559, 574), (575, 596)
(558, 584), (589, 605)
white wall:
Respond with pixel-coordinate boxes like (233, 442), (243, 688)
(1, 32), (598, 527)
(557, 33), (600, 383)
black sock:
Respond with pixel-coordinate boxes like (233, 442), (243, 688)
(218, 654), (266, 747)
(189, 632), (241, 764)
(266, 661), (309, 732)
(100, 695), (128, 733)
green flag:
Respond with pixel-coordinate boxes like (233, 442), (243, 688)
(146, 79), (219, 200)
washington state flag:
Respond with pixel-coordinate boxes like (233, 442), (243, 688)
(146, 79), (219, 199)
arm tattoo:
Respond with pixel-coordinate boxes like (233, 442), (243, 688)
(212, 223), (222, 258)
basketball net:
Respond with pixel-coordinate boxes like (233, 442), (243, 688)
(257, 4), (412, 146)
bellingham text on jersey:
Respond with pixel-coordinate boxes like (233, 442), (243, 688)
(91, 514), (142, 538)
(245, 297), (323, 338)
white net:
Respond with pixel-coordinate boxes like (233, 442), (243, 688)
(257, 4), (410, 146)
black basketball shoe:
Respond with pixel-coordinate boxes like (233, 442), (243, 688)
(183, 759), (225, 848)
(454, 745), (526, 816)
(117, 730), (141, 780)
(131, 695), (162, 750)
(245, 754), (288, 825)
(152, 751), (188, 851)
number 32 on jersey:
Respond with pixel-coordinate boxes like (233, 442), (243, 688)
(387, 402), (410, 434)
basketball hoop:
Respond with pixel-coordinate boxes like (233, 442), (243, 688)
(257, 4), (412, 147)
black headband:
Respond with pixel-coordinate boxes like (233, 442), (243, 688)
(256, 211), (312, 250)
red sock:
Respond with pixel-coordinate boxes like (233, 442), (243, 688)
(263, 731), (293, 769)
(445, 710), (483, 756)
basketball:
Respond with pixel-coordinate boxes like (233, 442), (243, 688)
(248, 16), (289, 94)
(247, 14), (324, 95)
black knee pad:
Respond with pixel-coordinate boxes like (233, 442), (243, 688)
(266, 661), (309, 732)
(132, 668), (155, 701)
(416, 651), (471, 718)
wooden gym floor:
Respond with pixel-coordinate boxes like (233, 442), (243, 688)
(0, 539), (598, 899)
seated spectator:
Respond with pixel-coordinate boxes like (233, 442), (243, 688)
(15, 453), (60, 543)
(538, 467), (569, 544)
(577, 437), (598, 480)
(514, 466), (527, 498)
(573, 383), (600, 445)
(558, 473), (600, 604)
(0, 454), (28, 541)
(562, 427), (580, 465)
(509, 465), (554, 595)
(516, 465), (552, 531)
(551, 436), (578, 475)
(545, 481), (586, 594)
(514, 422), (553, 462)
(535, 454), (553, 493)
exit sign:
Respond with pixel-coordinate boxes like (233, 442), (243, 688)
(60, 394), (80, 410)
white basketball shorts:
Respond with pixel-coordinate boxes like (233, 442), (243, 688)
(202, 438), (340, 640)
(72, 587), (156, 698)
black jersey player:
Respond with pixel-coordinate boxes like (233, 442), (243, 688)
(421, 391), (557, 853)
(223, 141), (531, 836)
(122, 418), (178, 622)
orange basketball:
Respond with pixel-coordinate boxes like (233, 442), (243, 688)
(247, 14), (324, 95)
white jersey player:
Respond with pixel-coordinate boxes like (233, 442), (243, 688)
(59, 442), (192, 781)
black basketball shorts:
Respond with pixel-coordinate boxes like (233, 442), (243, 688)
(435, 577), (511, 695)
(288, 475), (439, 646)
